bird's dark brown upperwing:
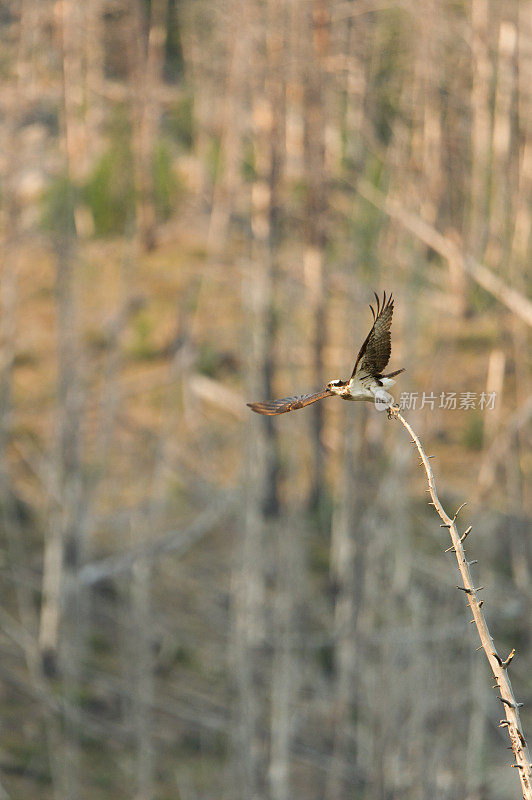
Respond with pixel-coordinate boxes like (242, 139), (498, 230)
(247, 389), (333, 415)
(351, 290), (395, 379)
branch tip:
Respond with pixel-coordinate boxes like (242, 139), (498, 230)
(453, 502), (468, 520)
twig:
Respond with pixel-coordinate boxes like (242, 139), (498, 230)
(388, 406), (532, 799)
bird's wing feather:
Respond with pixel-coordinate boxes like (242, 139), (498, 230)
(247, 389), (332, 415)
(351, 291), (394, 379)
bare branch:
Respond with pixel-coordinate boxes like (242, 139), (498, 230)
(188, 374), (247, 418)
(75, 493), (235, 588)
(388, 406), (532, 799)
(357, 180), (532, 327)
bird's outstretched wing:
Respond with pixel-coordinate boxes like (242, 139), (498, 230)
(351, 291), (394, 379)
(247, 389), (333, 415)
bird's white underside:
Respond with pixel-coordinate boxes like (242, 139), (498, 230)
(329, 375), (397, 402)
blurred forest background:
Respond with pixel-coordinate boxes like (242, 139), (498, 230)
(0, 0), (531, 798)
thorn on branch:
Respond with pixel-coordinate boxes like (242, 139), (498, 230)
(499, 720), (510, 727)
(468, 559), (478, 565)
(502, 649), (516, 669)
(461, 526), (472, 542)
(444, 545), (456, 553)
(510, 764), (523, 770)
(499, 697), (515, 708)
(457, 586), (472, 594)
(478, 600), (484, 608)
(440, 523), (451, 528)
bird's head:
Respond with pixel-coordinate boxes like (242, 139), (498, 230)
(326, 379), (346, 395)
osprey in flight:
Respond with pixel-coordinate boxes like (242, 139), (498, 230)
(248, 291), (404, 415)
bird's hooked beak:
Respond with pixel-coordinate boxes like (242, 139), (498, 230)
(326, 380), (344, 395)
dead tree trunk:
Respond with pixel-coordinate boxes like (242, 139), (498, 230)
(128, 0), (169, 251)
(325, 407), (366, 800)
(265, 9), (290, 795)
(206, 0), (250, 254)
(269, 515), (298, 800)
(38, 0), (84, 682)
(37, 8), (89, 796)
(60, 0), (87, 183)
(131, 529), (155, 800)
(489, 18), (519, 265)
(233, 5), (287, 795)
(469, 0), (493, 260)
(248, 0), (285, 518)
(85, 0), (105, 161)
(303, 0), (330, 513)
(233, 401), (268, 799)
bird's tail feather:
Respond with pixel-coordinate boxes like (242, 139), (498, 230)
(381, 368), (405, 379)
